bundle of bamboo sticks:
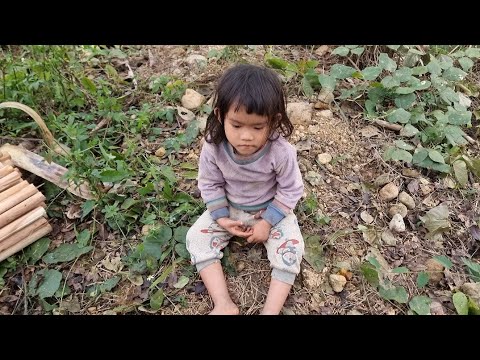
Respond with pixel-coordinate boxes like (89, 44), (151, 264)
(0, 152), (52, 262)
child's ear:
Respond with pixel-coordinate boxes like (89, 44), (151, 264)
(275, 113), (283, 121)
(214, 107), (222, 123)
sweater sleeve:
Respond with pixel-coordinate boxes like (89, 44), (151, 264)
(261, 145), (304, 226)
(197, 142), (229, 220)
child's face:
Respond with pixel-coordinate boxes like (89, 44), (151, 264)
(220, 105), (270, 156)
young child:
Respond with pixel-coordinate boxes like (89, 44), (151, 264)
(186, 63), (304, 315)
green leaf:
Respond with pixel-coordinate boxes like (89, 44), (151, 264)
(438, 55), (454, 70)
(387, 45), (400, 50)
(99, 170), (130, 183)
(81, 77), (97, 93)
(378, 53), (397, 72)
(412, 148), (429, 164)
(417, 272), (429, 288)
(159, 165), (177, 184)
(412, 66), (428, 75)
(81, 200), (96, 220)
(427, 57), (442, 75)
(465, 48), (480, 58)
(173, 226), (189, 243)
(395, 87), (415, 94)
(77, 229), (90, 247)
(463, 156), (480, 178)
(433, 255), (453, 269)
(395, 140), (414, 150)
(139, 183), (155, 196)
(332, 46), (350, 56)
(393, 67), (413, 82)
(173, 193), (193, 203)
(318, 74), (336, 91)
(387, 108), (411, 124)
(453, 160), (468, 187)
(447, 107), (472, 126)
(174, 243), (190, 259)
(381, 76), (400, 88)
(440, 87), (459, 105)
(391, 267), (409, 274)
(462, 258), (480, 282)
(361, 66), (382, 81)
(173, 275), (189, 289)
(24, 238), (50, 264)
(395, 93), (416, 109)
(390, 149), (412, 163)
(419, 204), (451, 241)
(410, 79), (431, 91)
(303, 235), (325, 272)
(382, 146), (396, 162)
(182, 170), (198, 180)
(400, 124), (419, 137)
(42, 244), (93, 264)
(378, 284), (408, 303)
(150, 289), (164, 310)
(445, 125), (468, 146)
(367, 256), (382, 270)
(105, 64), (119, 79)
(443, 67), (467, 81)
(302, 77), (314, 98)
(180, 162), (197, 170)
(428, 149), (445, 164)
(37, 269), (62, 299)
(409, 295), (432, 315)
(458, 57), (474, 72)
(453, 292), (469, 315)
(360, 262), (379, 287)
(87, 276), (121, 297)
(350, 47), (365, 56)
(266, 57), (290, 70)
(145, 225), (172, 245)
(330, 64), (356, 79)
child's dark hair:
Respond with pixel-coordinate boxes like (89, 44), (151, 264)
(205, 63), (293, 145)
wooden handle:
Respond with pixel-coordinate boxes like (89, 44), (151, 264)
(0, 183), (38, 215)
(0, 207), (46, 243)
(0, 180), (29, 202)
(0, 192), (46, 228)
(0, 220), (52, 262)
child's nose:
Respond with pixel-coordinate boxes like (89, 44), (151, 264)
(240, 130), (254, 140)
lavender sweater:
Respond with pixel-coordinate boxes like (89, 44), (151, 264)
(198, 136), (304, 226)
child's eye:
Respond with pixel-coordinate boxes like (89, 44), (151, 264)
(233, 125), (241, 128)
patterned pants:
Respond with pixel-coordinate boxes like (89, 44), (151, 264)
(186, 207), (304, 285)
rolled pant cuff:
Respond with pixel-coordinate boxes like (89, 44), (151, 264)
(196, 259), (220, 273)
(272, 268), (296, 285)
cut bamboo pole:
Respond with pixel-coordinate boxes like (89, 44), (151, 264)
(0, 171), (22, 192)
(0, 207), (46, 243)
(0, 180), (29, 202)
(0, 217), (48, 253)
(0, 165), (15, 179)
(0, 220), (52, 262)
(0, 153), (11, 163)
(0, 192), (45, 229)
(0, 184), (38, 215)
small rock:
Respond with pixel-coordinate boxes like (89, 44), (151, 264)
(236, 261), (246, 273)
(317, 88), (334, 104)
(360, 125), (381, 138)
(360, 211), (374, 224)
(141, 224), (154, 235)
(197, 116), (207, 134)
(374, 174), (391, 187)
(317, 153), (332, 164)
(381, 229), (397, 246)
(302, 268), (323, 290)
(286, 102), (312, 125)
(318, 109), (333, 118)
(155, 147), (166, 158)
(429, 300), (445, 315)
(388, 203), (408, 218)
(295, 139), (312, 152)
(402, 168), (420, 178)
(347, 309), (363, 315)
(443, 176), (456, 189)
(399, 191), (415, 209)
(186, 54), (207, 68)
(379, 182), (399, 201)
(176, 106), (195, 122)
(181, 89), (205, 110)
(460, 282), (480, 304)
(389, 214), (405, 233)
(329, 274), (347, 293)
(425, 258), (445, 284)
(315, 45), (329, 56)
(305, 171), (324, 186)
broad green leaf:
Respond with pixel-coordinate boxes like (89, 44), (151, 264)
(431, 74), (448, 90)
(453, 160), (468, 187)
(412, 148), (429, 164)
(468, 297), (480, 315)
(139, 183), (155, 196)
(400, 124), (419, 137)
(390, 149), (412, 163)
(427, 57), (442, 75)
(362, 66), (382, 81)
(412, 66), (428, 75)
(42, 244), (93, 264)
(143, 243), (162, 260)
(25, 238), (50, 264)
(180, 162), (197, 170)
(387, 45), (400, 50)
(391, 267), (409, 274)
(77, 229), (90, 247)
(174, 243), (190, 259)
(381, 76), (400, 88)
(182, 170), (198, 180)
(81, 77), (97, 93)
(440, 87), (459, 104)
(443, 67), (467, 81)
(173, 275), (189, 289)
(303, 69), (320, 88)
(428, 149), (445, 164)
(173, 226), (189, 243)
(430, 162), (451, 173)
(395, 87), (415, 94)
(419, 204), (451, 241)
(393, 67), (413, 82)
(382, 146), (396, 162)
(159, 165), (177, 184)
(394, 139), (414, 150)
(105, 64), (119, 79)
(387, 108), (411, 124)
(416, 272), (429, 288)
(173, 193), (193, 203)
(378, 53), (397, 72)
(145, 225), (172, 245)
(447, 108), (472, 126)
(365, 99), (376, 116)
(453, 292), (468, 315)
(367, 256), (382, 270)
(360, 262), (379, 287)
(458, 57), (474, 72)
(438, 55), (454, 70)
(37, 269), (62, 299)
(411, 80), (431, 91)
(462, 258), (480, 282)
(332, 46), (350, 56)
(99, 170), (130, 183)
(81, 200), (96, 219)
(55, 284), (71, 298)
(350, 47), (365, 56)
(266, 57), (289, 70)
(150, 289), (164, 310)
(330, 64), (356, 79)
(302, 77), (314, 98)
(463, 156), (480, 178)
(304, 235), (325, 272)
(465, 47), (480, 58)
(379, 284), (408, 303)
(395, 93), (416, 109)
(433, 255), (453, 269)
(409, 295), (432, 315)
(87, 276), (120, 297)
(318, 74), (336, 91)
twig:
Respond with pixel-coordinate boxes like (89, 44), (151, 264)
(90, 118), (110, 135)
(373, 119), (402, 132)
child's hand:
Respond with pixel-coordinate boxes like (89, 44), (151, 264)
(246, 219), (272, 243)
(216, 218), (253, 238)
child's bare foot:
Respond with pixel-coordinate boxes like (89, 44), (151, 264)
(209, 301), (239, 315)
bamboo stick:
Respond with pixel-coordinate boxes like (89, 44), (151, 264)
(0, 181), (29, 202)
(0, 220), (52, 262)
(0, 160), (14, 167)
(0, 217), (48, 253)
(0, 171), (21, 192)
(0, 165), (15, 179)
(0, 192), (45, 229)
(0, 184), (38, 215)
(0, 153), (11, 163)
(0, 207), (46, 243)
